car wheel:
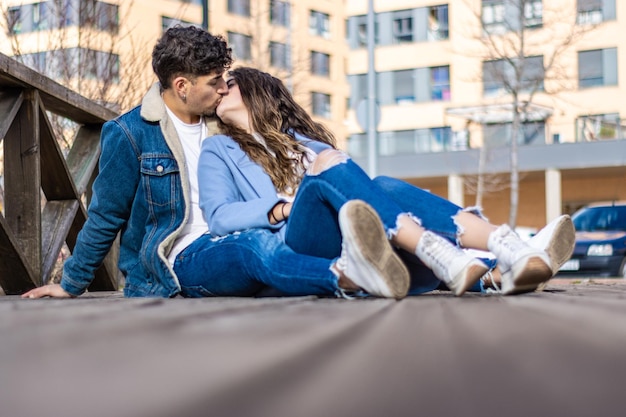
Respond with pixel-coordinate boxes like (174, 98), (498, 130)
(620, 258), (626, 279)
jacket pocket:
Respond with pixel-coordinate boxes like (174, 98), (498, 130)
(140, 155), (180, 207)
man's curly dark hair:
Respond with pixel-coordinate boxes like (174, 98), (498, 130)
(152, 25), (233, 89)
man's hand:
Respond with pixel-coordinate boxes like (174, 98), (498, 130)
(21, 284), (73, 299)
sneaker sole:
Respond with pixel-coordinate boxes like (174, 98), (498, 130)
(502, 256), (552, 295)
(543, 215), (576, 274)
(339, 201), (410, 299)
(529, 215), (575, 291)
(450, 261), (490, 296)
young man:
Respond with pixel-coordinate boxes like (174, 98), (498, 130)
(22, 26), (408, 299)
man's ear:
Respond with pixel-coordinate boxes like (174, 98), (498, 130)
(172, 76), (188, 98)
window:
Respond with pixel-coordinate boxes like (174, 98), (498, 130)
(19, 48), (119, 83)
(55, 0), (76, 28)
(32, 2), (50, 31)
(394, 70), (414, 103)
(311, 92), (331, 118)
(347, 14), (379, 48)
(270, 0), (290, 27)
(524, 0), (543, 28)
(348, 73), (367, 108)
(577, 0), (616, 24)
(270, 41), (289, 69)
(228, 0), (250, 16)
(161, 16), (197, 33)
(96, 1), (119, 33)
(483, 122), (546, 147)
(431, 66), (450, 101)
(228, 32), (252, 60)
(310, 51), (330, 77)
(483, 56), (544, 96)
(80, 48), (120, 82)
(310, 10), (330, 38)
(392, 10), (413, 43)
(79, 1), (119, 33)
(7, 6), (22, 34)
(482, 0), (542, 33)
(576, 113), (624, 141)
(381, 127), (452, 154)
(578, 48), (618, 88)
(482, 0), (506, 33)
(428, 5), (449, 41)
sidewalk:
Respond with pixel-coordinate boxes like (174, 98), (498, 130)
(1, 279), (625, 417)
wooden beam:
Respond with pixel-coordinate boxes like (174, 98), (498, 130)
(0, 53), (117, 124)
(0, 89), (23, 139)
(39, 103), (79, 200)
(4, 90), (42, 284)
(41, 200), (79, 284)
(0, 214), (36, 294)
(66, 125), (102, 195)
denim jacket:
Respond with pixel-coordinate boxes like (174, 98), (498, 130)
(61, 83), (217, 297)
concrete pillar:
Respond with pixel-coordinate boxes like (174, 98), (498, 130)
(545, 168), (562, 222)
(448, 174), (464, 207)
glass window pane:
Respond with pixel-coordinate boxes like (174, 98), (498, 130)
(579, 49), (603, 87)
(394, 70), (414, 103)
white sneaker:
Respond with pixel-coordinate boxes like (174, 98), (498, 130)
(415, 231), (489, 296)
(336, 200), (410, 299)
(488, 224), (552, 295)
(527, 215), (575, 275)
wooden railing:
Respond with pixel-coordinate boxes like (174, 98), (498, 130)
(0, 52), (120, 295)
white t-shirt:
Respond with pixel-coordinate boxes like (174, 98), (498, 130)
(165, 107), (210, 263)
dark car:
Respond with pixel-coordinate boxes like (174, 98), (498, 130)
(558, 201), (626, 278)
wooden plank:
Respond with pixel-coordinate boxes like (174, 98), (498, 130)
(39, 103), (79, 200)
(3, 90), (42, 283)
(41, 200), (79, 284)
(0, 89), (23, 139)
(0, 53), (118, 124)
(0, 214), (36, 294)
(66, 125), (102, 195)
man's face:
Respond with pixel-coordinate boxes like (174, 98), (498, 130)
(185, 70), (228, 118)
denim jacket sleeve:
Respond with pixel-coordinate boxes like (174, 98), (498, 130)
(60, 120), (141, 296)
(198, 135), (284, 237)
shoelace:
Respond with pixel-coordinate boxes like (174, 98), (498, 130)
(481, 270), (501, 294)
(493, 226), (528, 266)
(421, 232), (462, 283)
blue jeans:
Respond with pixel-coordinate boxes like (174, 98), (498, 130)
(173, 229), (340, 297)
(284, 159), (491, 294)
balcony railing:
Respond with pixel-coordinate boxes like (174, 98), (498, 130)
(0, 52), (119, 295)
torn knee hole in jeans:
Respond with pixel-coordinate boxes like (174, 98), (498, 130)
(306, 150), (349, 176)
(452, 206), (488, 246)
(388, 213), (421, 240)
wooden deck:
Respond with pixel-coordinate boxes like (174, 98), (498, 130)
(2, 279), (625, 417)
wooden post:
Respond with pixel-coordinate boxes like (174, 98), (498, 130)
(4, 90), (42, 285)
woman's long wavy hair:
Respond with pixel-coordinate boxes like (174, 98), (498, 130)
(218, 67), (336, 194)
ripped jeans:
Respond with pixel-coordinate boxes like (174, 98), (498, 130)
(285, 157), (493, 294)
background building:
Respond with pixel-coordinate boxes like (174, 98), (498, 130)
(0, 0), (349, 143)
(345, 0), (626, 228)
(3, 0), (626, 229)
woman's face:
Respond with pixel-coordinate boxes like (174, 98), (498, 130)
(216, 77), (248, 128)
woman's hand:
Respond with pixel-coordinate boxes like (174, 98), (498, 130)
(281, 202), (292, 219)
(21, 284), (73, 299)
(269, 202), (293, 224)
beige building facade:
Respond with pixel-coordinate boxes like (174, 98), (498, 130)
(0, 0), (349, 141)
(345, 0), (626, 228)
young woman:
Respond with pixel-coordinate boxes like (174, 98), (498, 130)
(198, 67), (573, 297)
